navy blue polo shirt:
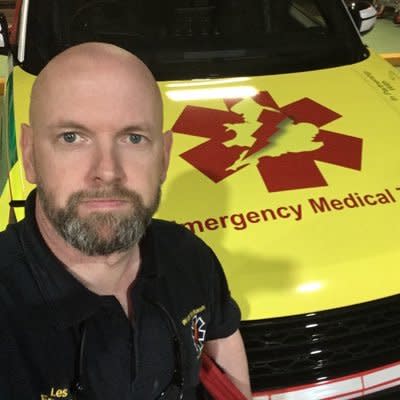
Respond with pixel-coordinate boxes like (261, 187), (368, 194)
(0, 191), (241, 400)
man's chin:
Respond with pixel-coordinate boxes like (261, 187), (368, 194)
(63, 219), (137, 256)
(92, 225), (124, 241)
(80, 213), (129, 230)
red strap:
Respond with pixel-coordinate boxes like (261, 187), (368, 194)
(199, 353), (248, 400)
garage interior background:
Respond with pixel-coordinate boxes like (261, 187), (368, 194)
(0, 0), (14, 25)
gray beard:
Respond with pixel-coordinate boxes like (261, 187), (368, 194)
(37, 184), (160, 256)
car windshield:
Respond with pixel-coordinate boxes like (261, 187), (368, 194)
(20, 0), (367, 79)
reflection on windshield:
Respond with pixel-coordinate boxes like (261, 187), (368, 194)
(22, 0), (367, 78)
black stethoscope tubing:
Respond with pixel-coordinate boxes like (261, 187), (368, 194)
(72, 299), (184, 400)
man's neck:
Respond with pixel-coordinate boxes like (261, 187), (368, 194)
(35, 199), (141, 307)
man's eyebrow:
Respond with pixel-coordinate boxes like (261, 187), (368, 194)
(119, 124), (152, 133)
(46, 121), (153, 132)
(47, 121), (90, 131)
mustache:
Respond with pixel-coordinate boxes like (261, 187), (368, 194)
(68, 185), (141, 204)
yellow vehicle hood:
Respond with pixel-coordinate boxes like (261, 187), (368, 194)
(9, 50), (400, 320)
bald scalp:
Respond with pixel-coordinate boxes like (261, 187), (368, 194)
(29, 42), (162, 130)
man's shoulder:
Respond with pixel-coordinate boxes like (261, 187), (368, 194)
(0, 222), (24, 273)
(149, 219), (220, 292)
(150, 219), (216, 265)
(151, 219), (210, 250)
(150, 218), (194, 237)
(0, 223), (30, 311)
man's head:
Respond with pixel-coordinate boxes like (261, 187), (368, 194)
(21, 42), (172, 256)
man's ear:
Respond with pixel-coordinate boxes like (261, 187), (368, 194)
(161, 130), (173, 183)
(20, 123), (37, 184)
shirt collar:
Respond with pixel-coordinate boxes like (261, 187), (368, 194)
(19, 189), (161, 329)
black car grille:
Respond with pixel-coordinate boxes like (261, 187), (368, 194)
(240, 294), (400, 392)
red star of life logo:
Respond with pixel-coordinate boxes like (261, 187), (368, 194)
(171, 91), (363, 192)
(191, 315), (206, 355)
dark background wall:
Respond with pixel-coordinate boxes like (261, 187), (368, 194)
(0, 0), (15, 26)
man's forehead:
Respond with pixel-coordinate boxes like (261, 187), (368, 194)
(38, 43), (151, 78)
(33, 52), (151, 95)
(30, 44), (162, 127)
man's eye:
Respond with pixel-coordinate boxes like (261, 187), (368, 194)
(129, 134), (143, 144)
(62, 132), (78, 143)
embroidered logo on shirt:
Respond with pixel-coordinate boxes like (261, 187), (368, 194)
(191, 314), (206, 356)
(181, 305), (206, 326)
(40, 387), (71, 399)
(182, 305), (207, 357)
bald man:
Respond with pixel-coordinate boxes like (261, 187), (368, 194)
(0, 43), (251, 400)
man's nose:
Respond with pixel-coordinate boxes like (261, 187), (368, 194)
(91, 142), (125, 184)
